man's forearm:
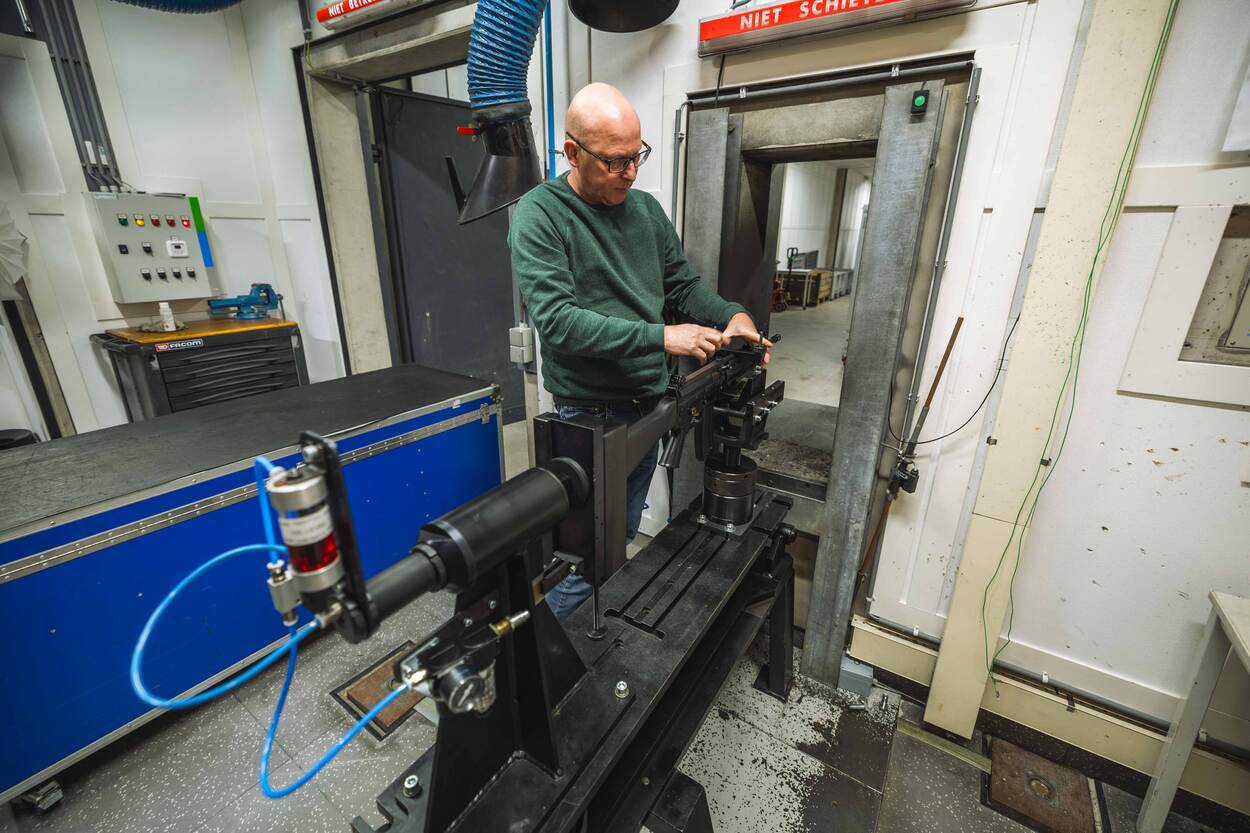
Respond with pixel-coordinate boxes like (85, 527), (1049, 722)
(534, 302), (664, 358)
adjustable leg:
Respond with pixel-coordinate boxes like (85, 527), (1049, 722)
(754, 553), (794, 701)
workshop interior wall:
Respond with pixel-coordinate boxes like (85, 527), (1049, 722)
(834, 169), (870, 271)
(569, 0), (1250, 749)
(0, 0), (343, 432)
(775, 160), (840, 268)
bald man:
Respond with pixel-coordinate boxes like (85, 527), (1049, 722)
(510, 83), (770, 623)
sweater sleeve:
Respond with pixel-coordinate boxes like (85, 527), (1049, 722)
(510, 201), (664, 359)
(656, 204), (746, 329)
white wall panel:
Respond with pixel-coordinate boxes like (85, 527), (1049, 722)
(94, 2), (262, 203)
(0, 55), (64, 195)
(241, 0), (317, 208)
(777, 160), (839, 265)
(0, 311), (42, 435)
(27, 213), (128, 428)
(997, 209), (1250, 716)
(1133, 0), (1250, 168)
(281, 217), (344, 382)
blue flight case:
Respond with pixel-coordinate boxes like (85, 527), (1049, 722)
(0, 365), (503, 801)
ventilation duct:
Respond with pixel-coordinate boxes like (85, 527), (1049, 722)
(451, 0), (680, 223)
(109, 0), (244, 11)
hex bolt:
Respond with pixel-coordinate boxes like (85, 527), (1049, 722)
(696, 514), (708, 524)
(614, 680), (630, 699)
(488, 600), (498, 610)
(463, 617), (474, 628)
(402, 774), (422, 798)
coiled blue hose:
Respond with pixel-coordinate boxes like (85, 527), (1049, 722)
(466, 0), (549, 110)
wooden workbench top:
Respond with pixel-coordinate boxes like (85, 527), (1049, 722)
(105, 317), (297, 344)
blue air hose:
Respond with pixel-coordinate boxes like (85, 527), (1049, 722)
(260, 654), (411, 798)
(130, 457), (312, 709)
(130, 455), (411, 797)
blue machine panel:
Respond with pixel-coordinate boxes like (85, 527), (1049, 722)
(0, 390), (501, 798)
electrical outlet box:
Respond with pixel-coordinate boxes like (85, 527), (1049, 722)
(84, 192), (215, 304)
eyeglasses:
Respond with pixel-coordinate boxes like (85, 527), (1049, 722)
(566, 134), (652, 174)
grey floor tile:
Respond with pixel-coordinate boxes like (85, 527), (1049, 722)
(680, 706), (881, 833)
(1101, 783), (1224, 833)
(235, 597), (451, 758)
(876, 730), (1030, 833)
(896, 697), (924, 727)
(11, 693), (286, 833)
(716, 652), (897, 793)
(0, 802), (17, 833)
(195, 773), (345, 833)
(290, 719), (437, 832)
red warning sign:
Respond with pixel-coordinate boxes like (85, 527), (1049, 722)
(698, 0), (973, 56)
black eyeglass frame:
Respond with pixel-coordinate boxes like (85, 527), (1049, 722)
(565, 133), (652, 174)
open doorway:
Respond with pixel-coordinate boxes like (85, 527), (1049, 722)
(758, 158), (874, 487)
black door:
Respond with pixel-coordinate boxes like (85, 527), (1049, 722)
(370, 87), (523, 422)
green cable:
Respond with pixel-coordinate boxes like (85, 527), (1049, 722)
(980, 0), (1179, 690)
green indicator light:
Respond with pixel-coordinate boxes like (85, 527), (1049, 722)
(914, 94), (926, 106)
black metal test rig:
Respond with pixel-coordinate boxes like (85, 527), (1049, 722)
(262, 342), (795, 833)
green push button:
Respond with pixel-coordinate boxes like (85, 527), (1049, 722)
(911, 88), (929, 115)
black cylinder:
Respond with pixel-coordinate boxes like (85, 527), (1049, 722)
(368, 545), (446, 623)
(423, 463), (578, 591)
(704, 455), (758, 527)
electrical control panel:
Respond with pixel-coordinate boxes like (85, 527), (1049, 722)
(84, 192), (215, 304)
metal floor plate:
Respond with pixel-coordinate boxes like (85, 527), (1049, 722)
(332, 641), (426, 741)
(987, 736), (1097, 833)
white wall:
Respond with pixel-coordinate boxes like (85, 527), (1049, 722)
(0, 0), (343, 433)
(835, 169), (870, 271)
(568, 0), (1250, 746)
(776, 160), (840, 267)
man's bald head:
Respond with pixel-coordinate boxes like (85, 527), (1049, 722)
(563, 83), (644, 206)
(566, 82), (640, 145)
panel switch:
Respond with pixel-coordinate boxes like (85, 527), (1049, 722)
(187, 268), (197, 278)
(118, 244), (129, 255)
(140, 268), (152, 281)
(172, 269), (183, 279)
(156, 268), (168, 280)
(141, 242), (153, 255)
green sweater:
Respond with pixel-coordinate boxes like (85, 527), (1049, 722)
(509, 175), (745, 401)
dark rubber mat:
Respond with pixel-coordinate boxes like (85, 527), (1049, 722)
(331, 641), (425, 741)
(985, 736), (1097, 833)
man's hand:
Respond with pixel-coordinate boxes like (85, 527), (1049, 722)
(664, 323), (724, 363)
(722, 312), (773, 366)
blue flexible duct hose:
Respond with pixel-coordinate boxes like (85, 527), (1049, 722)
(109, 0), (244, 12)
(466, 0), (549, 111)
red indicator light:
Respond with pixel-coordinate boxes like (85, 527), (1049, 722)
(165, 215), (175, 225)
(150, 215), (161, 226)
(181, 217), (191, 228)
(456, 125), (479, 136)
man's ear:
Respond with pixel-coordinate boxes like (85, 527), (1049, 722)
(563, 139), (579, 170)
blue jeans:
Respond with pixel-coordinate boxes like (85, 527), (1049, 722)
(547, 402), (660, 623)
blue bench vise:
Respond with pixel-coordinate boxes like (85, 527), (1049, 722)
(208, 283), (282, 320)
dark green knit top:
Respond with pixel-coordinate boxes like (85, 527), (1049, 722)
(509, 174), (744, 401)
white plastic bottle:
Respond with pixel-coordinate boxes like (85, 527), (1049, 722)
(158, 301), (177, 332)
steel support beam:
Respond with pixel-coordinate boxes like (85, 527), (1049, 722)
(801, 83), (945, 686)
